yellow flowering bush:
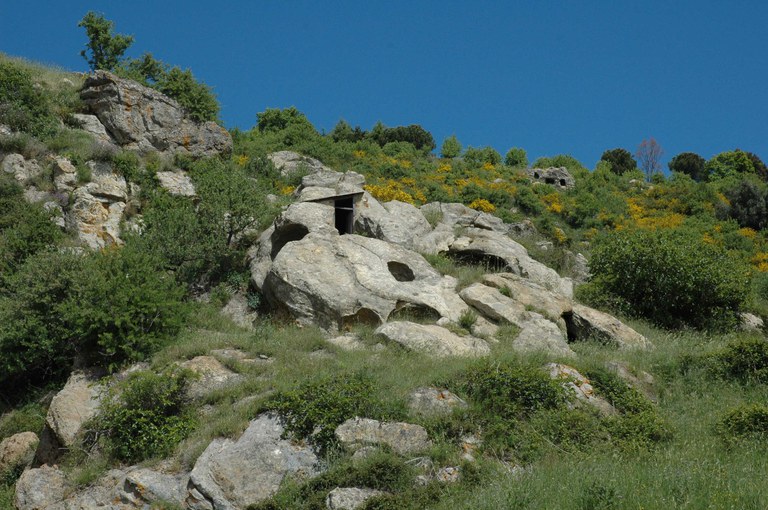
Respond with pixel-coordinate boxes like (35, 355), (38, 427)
(469, 198), (496, 213)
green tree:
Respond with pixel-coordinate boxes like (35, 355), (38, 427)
(722, 175), (768, 231)
(706, 150), (756, 180)
(600, 148), (637, 176)
(78, 11), (134, 71)
(464, 146), (502, 166)
(504, 147), (528, 167)
(668, 152), (707, 181)
(156, 67), (219, 123)
(257, 106), (317, 133)
(440, 134), (462, 159)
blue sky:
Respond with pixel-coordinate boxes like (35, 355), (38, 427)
(1, 1), (767, 169)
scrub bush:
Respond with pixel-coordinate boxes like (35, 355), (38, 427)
(588, 227), (750, 329)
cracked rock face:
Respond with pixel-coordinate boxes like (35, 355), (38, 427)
(81, 70), (231, 157)
(188, 413), (319, 510)
(262, 232), (467, 331)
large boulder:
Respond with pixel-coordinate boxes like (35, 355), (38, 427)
(355, 196), (432, 249)
(67, 187), (125, 249)
(1, 153), (43, 185)
(449, 227), (573, 297)
(527, 167), (575, 189)
(121, 468), (189, 508)
(156, 169), (196, 197)
(0, 432), (38, 476)
(335, 418), (432, 455)
(14, 465), (68, 510)
(80, 71), (232, 157)
(261, 232), (467, 331)
(407, 387), (468, 417)
(180, 356), (244, 399)
(565, 304), (652, 350)
(546, 363), (616, 416)
(375, 321), (490, 358)
(420, 202), (508, 234)
(268, 150), (332, 177)
(482, 273), (573, 320)
(326, 488), (386, 510)
(459, 283), (574, 358)
(188, 413), (319, 510)
(44, 371), (102, 450)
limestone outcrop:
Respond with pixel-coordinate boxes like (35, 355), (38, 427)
(80, 71), (231, 157)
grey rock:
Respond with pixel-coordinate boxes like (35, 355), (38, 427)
(81, 71), (232, 157)
(268, 150), (332, 177)
(407, 387), (467, 417)
(355, 195), (432, 249)
(449, 227), (573, 297)
(546, 363), (616, 416)
(0, 432), (38, 475)
(0, 124), (11, 135)
(326, 488), (386, 510)
(180, 356), (244, 399)
(156, 169), (196, 196)
(335, 417), (432, 455)
(1, 153), (42, 184)
(83, 160), (129, 201)
(221, 293), (257, 330)
(375, 321), (490, 358)
(470, 315), (499, 339)
(565, 304), (652, 350)
(45, 370), (102, 449)
(121, 468), (188, 507)
(70, 113), (113, 144)
(606, 361), (657, 403)
(14, 465), (68, 510)
(188, 413), (319, 510)
(483, 272), (573, 320)
(261, 232), (467, 331)
(326, 333), (366, 351)
(420, 202), (507, 233)
(527, 167), (575, 189)
(507, 218), (538, 238)
(52, 156), (78, 192)
(740, 312), (764, 332)
(572, 252), (590, 282)
(460, 283), (574, 358)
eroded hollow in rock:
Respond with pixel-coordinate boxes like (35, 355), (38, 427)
(270, 224), (310, 259)
(446, 250), (511, 272)
(388, 302), (441, 322)
(387, 261), (415, 282)
(341, 307), (382, 329)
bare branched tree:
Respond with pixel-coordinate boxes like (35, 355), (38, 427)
(636, 138), (664, 181)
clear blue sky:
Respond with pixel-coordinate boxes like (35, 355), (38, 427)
(2, 1), (767, 169)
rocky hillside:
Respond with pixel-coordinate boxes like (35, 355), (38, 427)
(2, 53), (768, 509)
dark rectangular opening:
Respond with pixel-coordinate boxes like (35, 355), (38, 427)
(335, 197), (354, 234)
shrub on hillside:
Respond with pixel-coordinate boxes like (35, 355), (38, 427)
(668, 152), (707, 182)
(440, 135), (462, 159)
(705, 337), (768, 383)
(600, 148), (637, 176)
(0, 61), (59, 138)
(587, 228), (750, 329)
(717, 404), (768, 444)
(504, 147), (528, 167)
(90, 370), (194, 463)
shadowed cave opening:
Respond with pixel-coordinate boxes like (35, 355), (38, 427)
(270, 224), (310, 259)
(387, 261), (415, 282)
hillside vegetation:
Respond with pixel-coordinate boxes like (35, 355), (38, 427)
(1, 34), (768, 509)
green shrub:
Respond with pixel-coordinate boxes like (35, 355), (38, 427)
(264, 372), (396, 454)
(504, 147), (528, 167)
(0, 61), (58, 138)
(440, 135), (462, 159)
(600, 148), (637, 176)
(91, 370), (194, 463)
(78, 11), (134, 71)
(588, 227), (750, 329)
(706, 337), (768, 383)
(668, 152), (707, 182)
(458, 309), (478, 330)
(717, 404), (768, 443)
(65, 246), (187, 369)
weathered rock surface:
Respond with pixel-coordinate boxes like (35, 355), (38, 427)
(449, 227), (573, 297)
(70, 113), (114, 144)
(355, 196), (432, 249)
(482, 272), (573, 320)
(181, 356), (244, 399)
(52, 156), (78, 192)
(459, 283), (574, 357)
(1, 153), (42, 184)
(14, 464), (68, 510)
(420, 202), (508, 234)
(326, 487), (386, 510)
(221, 293), (257, 330)
(375, 321), (490, 358)
(326, 333), (367, 351)
(262, 232), (467, 331)
(67, 187), (125, 249)
(740, 312), (765, 332)
(527, 166), (575, 189)
(0, 431), (38, 475)
(188, 413), (319, 510)
(408, 387), (468, 417)
(268, 150), (332, 177)
(156, 169), (196, 196)
(83, 160), (129, 201)
(81, 71), (232, 157)
(606, 361), (657, 403)
(335, 418), (432, 455)
(121, 468), (189, 508)
(45, 370), (102, 449)
(566, 304), (651, 350)
(546, 363), (616, 416)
